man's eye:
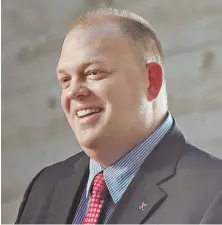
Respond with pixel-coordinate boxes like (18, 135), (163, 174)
(88, 70), (99, 75)
(61, 77), (70, 83)
(59, 77), (71, 88)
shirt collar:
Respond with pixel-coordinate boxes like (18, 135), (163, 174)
(86, 112), (173, 203)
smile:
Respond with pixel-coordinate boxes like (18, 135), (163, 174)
(76, 108), (103, 118)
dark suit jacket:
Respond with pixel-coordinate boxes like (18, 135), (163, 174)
(15, 122), (222, 224)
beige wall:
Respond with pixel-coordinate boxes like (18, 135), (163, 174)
(2, 0), (222, 223)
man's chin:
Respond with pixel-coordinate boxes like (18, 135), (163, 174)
(76, 133), (101, 149)
(73, 123), (107, 148)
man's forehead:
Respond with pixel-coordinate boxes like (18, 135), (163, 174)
(57, 56), (110, 70)
(58, 28), (125, 72)
(57, 23), (136, 72)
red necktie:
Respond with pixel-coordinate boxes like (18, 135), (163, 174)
(83, 172), (108, 224)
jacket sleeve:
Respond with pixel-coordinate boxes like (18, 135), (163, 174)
(200, 190), (222, 224)
(15, 168), (46, 224)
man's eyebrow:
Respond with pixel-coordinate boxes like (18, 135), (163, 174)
(57, 68), (69, 75)
(83, 57), (109, 66)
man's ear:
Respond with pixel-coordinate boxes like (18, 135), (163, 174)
(146, 62), (163, 101)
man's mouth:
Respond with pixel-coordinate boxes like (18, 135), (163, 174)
(76, 108), (103, 118)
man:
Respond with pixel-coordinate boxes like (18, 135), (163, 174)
(16, 8), (222, 224)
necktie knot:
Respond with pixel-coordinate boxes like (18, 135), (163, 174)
(91, 172), (108, 200)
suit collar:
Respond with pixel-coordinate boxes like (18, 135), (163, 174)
(107, 121), (186, 224)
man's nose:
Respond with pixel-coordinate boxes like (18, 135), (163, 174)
(66, 82), (90, 100)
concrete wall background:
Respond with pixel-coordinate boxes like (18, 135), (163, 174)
(2, 0), (222, 223)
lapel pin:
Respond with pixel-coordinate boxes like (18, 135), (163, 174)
(139, 202), (148, 211)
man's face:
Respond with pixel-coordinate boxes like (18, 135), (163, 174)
(57, 24), (150, 150)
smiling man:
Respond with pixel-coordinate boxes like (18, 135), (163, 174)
(16, 8), (222, 224)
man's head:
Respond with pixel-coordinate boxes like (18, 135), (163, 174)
(57, 8), (168, 165)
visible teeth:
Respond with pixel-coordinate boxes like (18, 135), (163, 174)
(77, 108), (101, 117)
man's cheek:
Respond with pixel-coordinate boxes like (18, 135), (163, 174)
(99, 80), (122, 99)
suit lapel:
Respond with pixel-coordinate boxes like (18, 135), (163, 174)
(108, 123), (185, 224)
(108, 170), (166, 224)
(45, 153), (89, 224)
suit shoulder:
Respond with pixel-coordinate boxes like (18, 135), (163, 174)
(33, 151), (87, 185)
(179, 141), (222, 167)
(177, 141), (222, 184)
(15, 151), (88, 223)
